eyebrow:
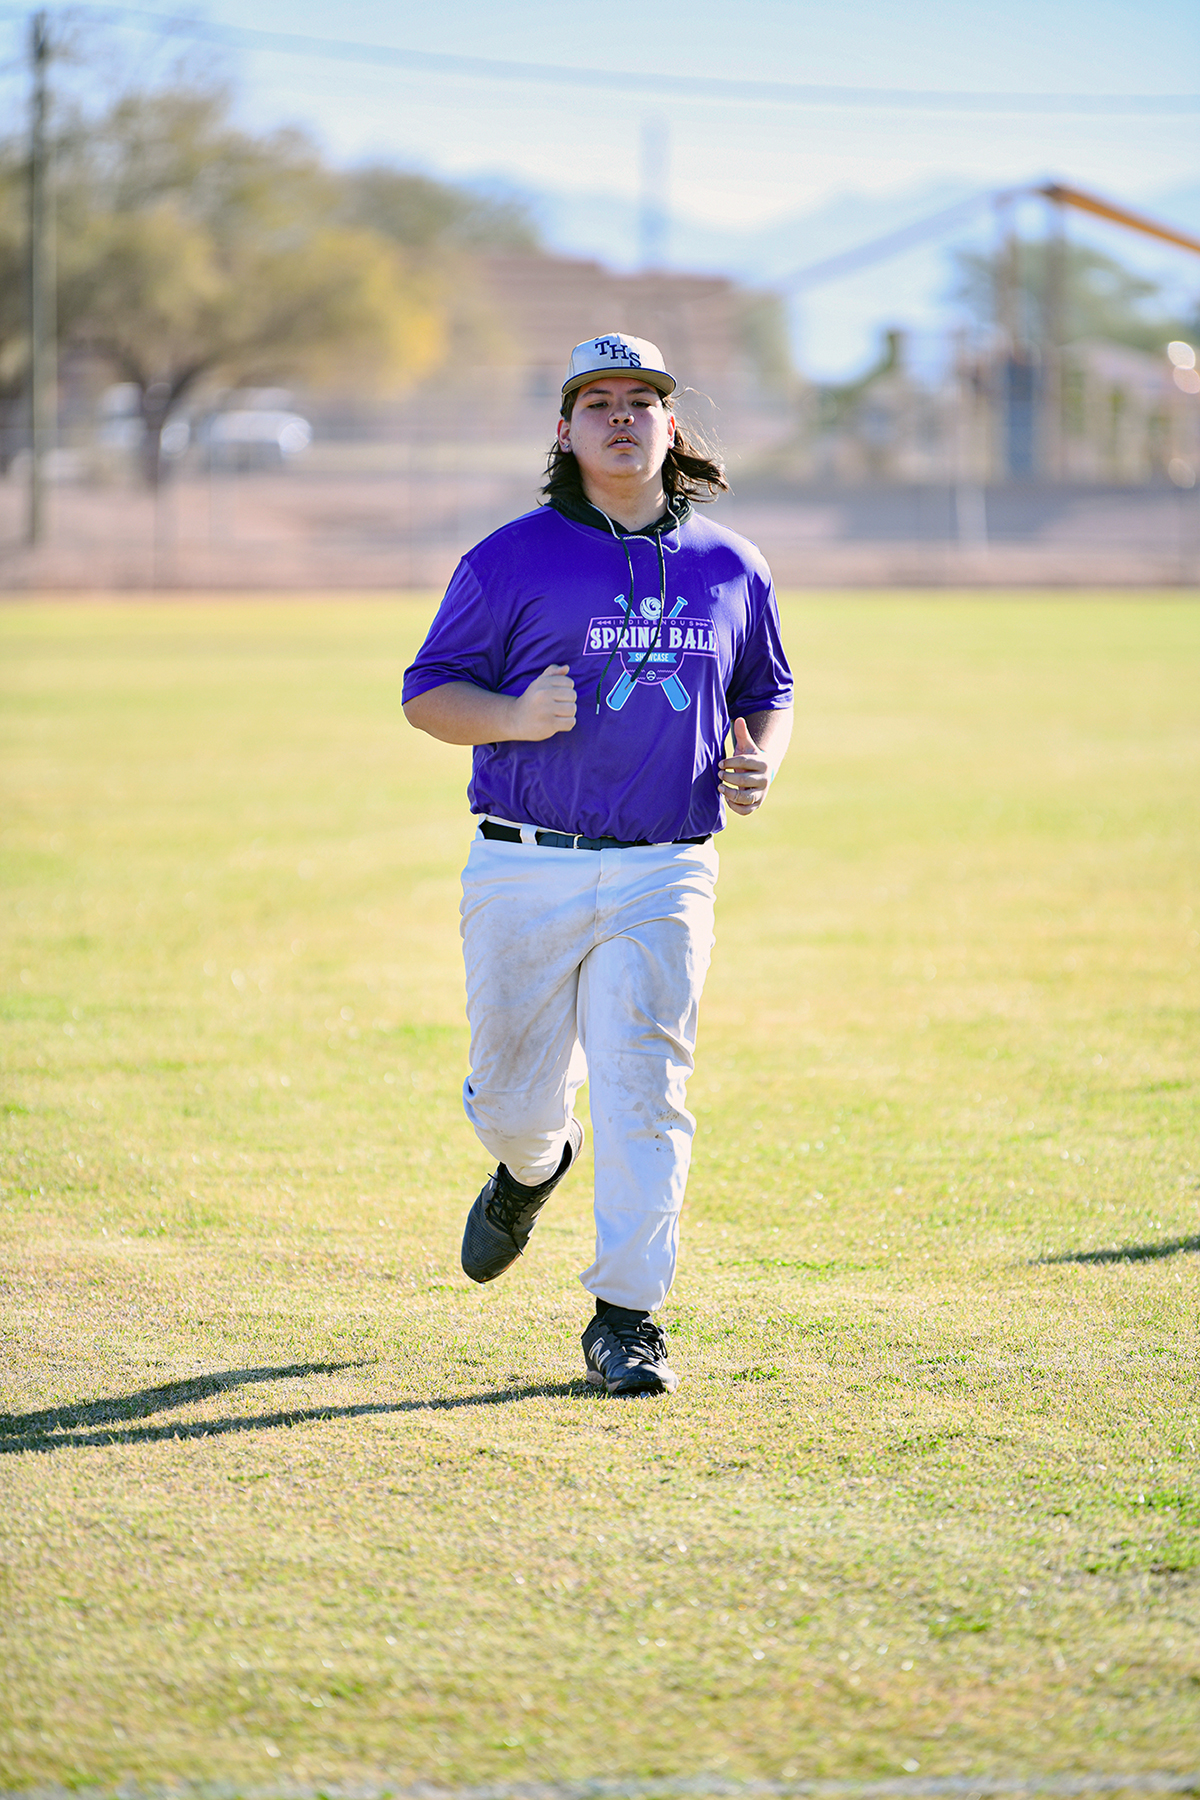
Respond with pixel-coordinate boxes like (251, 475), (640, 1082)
(578, 384), (660, 401)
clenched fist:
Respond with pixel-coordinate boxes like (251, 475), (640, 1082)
(512, 664), (577, 741)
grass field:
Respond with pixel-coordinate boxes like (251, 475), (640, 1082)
(1, 594), (1198, 1794)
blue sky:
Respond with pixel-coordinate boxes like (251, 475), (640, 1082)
(3, 0), (1198, 374)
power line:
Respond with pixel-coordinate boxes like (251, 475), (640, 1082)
(0, 4), (1195, 114)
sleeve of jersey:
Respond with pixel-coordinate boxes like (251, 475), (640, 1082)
(402, 558), (505, 704)
(725, 578), (794, 718)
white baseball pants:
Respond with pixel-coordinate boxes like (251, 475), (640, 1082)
(459, 829), (719, 1312)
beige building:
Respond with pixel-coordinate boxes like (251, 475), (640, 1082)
(469, 253), (796, 462)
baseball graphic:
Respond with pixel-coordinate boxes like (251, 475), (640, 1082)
(585, 595), (718, 712)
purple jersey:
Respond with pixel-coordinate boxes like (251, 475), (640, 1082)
(403, 505), (793, 843)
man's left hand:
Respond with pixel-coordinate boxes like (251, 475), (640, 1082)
(719, 716), (771, 815)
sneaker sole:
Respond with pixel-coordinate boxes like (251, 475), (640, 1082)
(584, 1367), (678, 1395)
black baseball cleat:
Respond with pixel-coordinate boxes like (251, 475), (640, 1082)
(582, 1305), (679, 1396)
(460, 1118), (584, 1284)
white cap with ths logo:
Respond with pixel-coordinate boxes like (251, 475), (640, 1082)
(561, 333), (676, 407)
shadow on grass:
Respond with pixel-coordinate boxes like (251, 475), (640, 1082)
(1037, 1234), (1200, 1267)
(0, 1360), (368, 1438)
(0, 1364), (595, 1456)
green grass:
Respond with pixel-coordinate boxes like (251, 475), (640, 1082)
(1, 593), (1198, 1792)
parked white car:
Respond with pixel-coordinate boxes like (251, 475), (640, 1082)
(97, 386), (313, 471)
(200, 409), (313, 469)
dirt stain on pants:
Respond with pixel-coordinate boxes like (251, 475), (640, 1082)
(459, 833), (718, 1312)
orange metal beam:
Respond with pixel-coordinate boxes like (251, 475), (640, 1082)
(1038, 182), (1200, 257)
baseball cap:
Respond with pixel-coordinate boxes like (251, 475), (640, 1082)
(561, 333), (676, 406)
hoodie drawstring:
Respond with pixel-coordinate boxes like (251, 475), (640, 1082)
(592, 507), (672, 714)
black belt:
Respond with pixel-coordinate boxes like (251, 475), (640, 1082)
(479, 820), (710, 852)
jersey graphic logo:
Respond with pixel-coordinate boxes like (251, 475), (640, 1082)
(593, 337), (642, 368)
(583, 596), (717, 712)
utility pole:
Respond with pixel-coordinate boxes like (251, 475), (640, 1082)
(27, 10), (54, 547)
(994, 193), (1038, 479)
(1042, 193), (1067, 480)
(994, 194), (1019, 352)
(638, 117), (669, 270)
(992, 193), (1017, 481)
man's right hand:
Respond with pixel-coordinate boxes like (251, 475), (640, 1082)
(513, 664), (576, 740)
(403, 668), (576, 746)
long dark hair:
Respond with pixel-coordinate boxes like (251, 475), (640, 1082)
(540, 389), (729, 509)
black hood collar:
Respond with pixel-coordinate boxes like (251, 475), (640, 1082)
(549, 488), (693, 538)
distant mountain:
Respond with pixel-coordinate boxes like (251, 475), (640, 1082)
(479, 170), (1200, 381)
(529, 174), (982, 278)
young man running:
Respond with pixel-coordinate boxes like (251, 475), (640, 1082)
(402, 332), (793, 1395)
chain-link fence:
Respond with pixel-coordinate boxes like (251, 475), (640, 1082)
(2, 352), (1198, 591)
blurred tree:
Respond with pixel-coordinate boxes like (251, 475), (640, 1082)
(342, 166), (539, 254)
(951, 236), (1194, 353)
(341, 166), (540, 373)
(46, 86), (448, 483)
(735, 291), (798, 396)
(0, 78), (548, 480)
